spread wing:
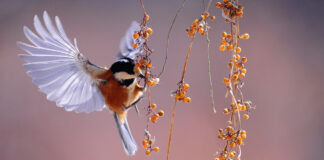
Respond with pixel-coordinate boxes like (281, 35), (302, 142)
(18, 11), (107, 113)
(116, 21), (144, 61)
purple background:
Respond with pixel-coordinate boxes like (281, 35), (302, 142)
(1, 0), (324, 159)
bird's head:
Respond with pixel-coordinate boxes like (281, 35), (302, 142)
(110, 57), (142, 82)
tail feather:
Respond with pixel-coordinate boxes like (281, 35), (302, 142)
(114, 112), (137, 156)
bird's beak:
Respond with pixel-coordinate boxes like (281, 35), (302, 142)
(134, 65), (142, 77)
(139, 73), (145, 79)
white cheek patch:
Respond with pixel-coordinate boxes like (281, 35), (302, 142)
(114, 72), (135, 80)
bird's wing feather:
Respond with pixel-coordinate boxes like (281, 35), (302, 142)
(18, 11), (107, 113)
(116, 21), (144, 61)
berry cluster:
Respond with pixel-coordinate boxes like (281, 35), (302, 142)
(215, 128), (246, 160)
(214, 0), (254, 160)
(142, 130), (160, 155)
(132, 16), (153, 49)
(133, 2), (165, 154)
(148, 103), (164, 123)
(216, 0), (244, 21)
(135, 59), (160, 87)
(186, 12), (215, 37)
(174, 83), (191, 103)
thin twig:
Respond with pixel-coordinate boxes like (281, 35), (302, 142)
(166, 100), (178, 160)
(205, 0), (213, 12)
(166, 35), (195, 160)
(139, 0), (147, 15)
(180, 37), (195, 82)
(158, 0), (187, 78)
(205, 22), (216, 113)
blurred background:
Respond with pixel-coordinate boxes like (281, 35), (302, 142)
(1, 0), (324, 159)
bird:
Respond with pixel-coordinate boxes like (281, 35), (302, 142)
(18, 11), (146, 156)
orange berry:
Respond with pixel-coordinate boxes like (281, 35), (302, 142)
(147, 80), (154, 86)
(229, 151), (235, 157)
(223, 108), (229, 114)
(192, 23), (198, 28)
(184, 97), (191, 103)
(216, 2), (223, 8)
(145, 149), (151, 155)
(133, 43), (138, 49)
(145, 15), (150, 21)
(187, 32), (194, 37)
(147, 63), (152, 68)
(227, 2), (233, 7)
(143, 143), (149, 148)
(143, 32), (149, 39)
(139, 59), (147, 65)
(241, 68), (247, 73)
(151, 103), (157, 109)
(224, 10), (230, 16)
(221, 32), (227, 37)
(135, 63), (141, 68)
(236, 11), (243, 18)
(226, 34), (232, 39)
(153, 147), (160, 152)
(226, 44), (233, 51)
(223, 0), (228, 2)
(223, 77), (229, 83)
(232, 74), (238, 80)
(198, 28), (205, 34)
(151, 116), (158, 123)
(142, 140), (148, 145)
(226, 135), (231, 140)
(145, 72), (150, 78)
(133, 32), (139, 39)
(230, 142), (236, 148)
(241, 57), (247, 63)
(241, 133), (247, 139)
(237, 140), (243, 145)
(183, 83), (190, 90)
(243, 114), (249, 120)
(240, 130), (247, 135)
(241, 105), (247, 111)
(240, 73), (245, 78)
(236, 63), (243, 69)
(237, 103), (242, 110)
(241, 33), (250, 39)
(210, 16), (216, 21)
(202, 12), (210, 19)
(235, 47), (242, 53)
(194, 19), (199, 23)
(147, 28), (153, 34)
(158, 110), (164, 117)
(179, 92), (186, 99)
(219, 45), (226, 51)
(221, 39), (227, 45)
(235, 54), (241, 60)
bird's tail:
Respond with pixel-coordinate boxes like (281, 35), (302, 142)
(113, 112), (137, 156)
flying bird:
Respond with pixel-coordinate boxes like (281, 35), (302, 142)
(18, 11), (146, 156)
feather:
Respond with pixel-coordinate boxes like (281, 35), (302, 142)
(19, 11), (107, 113)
